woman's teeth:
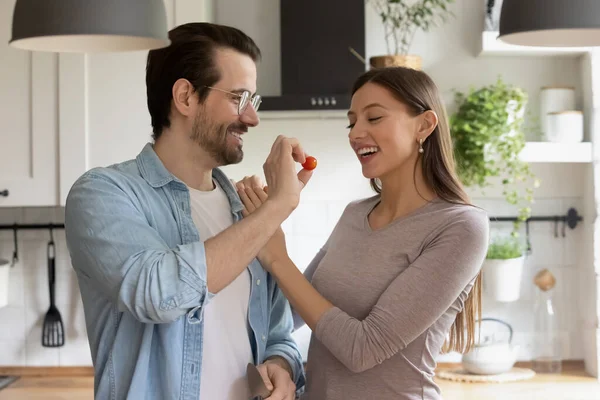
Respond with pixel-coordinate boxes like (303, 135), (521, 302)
(357, 147), (379, 157)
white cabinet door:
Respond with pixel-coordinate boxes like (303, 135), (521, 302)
(58, 0), (213, 205)
(0, 0), (59, 207)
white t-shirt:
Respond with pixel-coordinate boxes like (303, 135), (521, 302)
(189, 181), (253, 400)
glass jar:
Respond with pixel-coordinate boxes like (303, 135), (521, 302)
(532, 268), (562, 374)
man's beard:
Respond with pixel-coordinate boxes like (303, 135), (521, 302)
(190, 110), (245, 166)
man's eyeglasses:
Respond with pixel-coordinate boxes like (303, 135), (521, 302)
(205, 86), (262, 115)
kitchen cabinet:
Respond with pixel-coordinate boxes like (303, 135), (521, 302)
(0, 0), (59, 207)
(0, 0), (213, 207)
(58, 0), (213, 205)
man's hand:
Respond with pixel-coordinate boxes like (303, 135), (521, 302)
(256, 357), (296, 400)
(263, 135), (314, 216)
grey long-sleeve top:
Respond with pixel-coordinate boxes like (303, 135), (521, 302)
(295, 196), (489, 400)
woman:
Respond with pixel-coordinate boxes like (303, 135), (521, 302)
(237, 67), (489, 400)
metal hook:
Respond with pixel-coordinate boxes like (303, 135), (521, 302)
(561, 219), (567, 237)
(554, 217), (559, 238)
(47, 226), (56, 262)
(525, 220), (532, 254)
(11, 225), (18, 267)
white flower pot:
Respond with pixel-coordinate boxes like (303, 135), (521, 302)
(546, 111), (584, 143)
(0, 258), (10, 309)
(482, 256), (525, 302)
(540, 86), (576, 138)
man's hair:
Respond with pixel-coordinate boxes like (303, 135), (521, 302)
(145, 22), (261, 140)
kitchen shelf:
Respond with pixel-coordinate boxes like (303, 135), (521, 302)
(479, 31), (592, 57)
(519, 142), (592, 163)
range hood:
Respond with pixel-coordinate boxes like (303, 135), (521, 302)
(215, 0), (366, 112)
(261, 0), (366, 111)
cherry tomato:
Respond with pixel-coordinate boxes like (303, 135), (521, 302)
(302, 156), (317, 170)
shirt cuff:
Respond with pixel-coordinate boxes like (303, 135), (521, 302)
(264, 346), (306, 390)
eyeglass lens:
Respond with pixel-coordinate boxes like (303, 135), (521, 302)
(238, 91), (262, 114)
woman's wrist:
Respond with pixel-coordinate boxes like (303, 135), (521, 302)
(269, 254), (293, 276)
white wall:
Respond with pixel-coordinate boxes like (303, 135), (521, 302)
(0, 0), (592, 368)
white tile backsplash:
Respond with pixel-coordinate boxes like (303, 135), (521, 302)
(0, 207), (90, 366)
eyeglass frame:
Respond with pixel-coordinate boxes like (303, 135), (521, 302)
(204, 86), (262, 115)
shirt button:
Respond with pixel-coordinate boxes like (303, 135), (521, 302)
(262, 335), (266, 341)
(256, 279), (261, 286)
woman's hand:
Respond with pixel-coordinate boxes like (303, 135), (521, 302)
(236, 176), (289, 270)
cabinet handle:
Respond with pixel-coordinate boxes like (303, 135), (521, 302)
(0, 189), (8, 197)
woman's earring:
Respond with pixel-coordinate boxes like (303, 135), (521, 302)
(418, 139), (424, 154)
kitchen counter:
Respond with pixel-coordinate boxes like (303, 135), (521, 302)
(435, 361), (600, 400)
(0, 361), (598, 400)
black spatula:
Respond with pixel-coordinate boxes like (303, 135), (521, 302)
(42, 238), (64, 347)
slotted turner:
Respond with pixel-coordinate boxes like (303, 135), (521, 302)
(42, 238), (64, 347)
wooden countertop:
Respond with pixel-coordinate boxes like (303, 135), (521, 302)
(0, 361), (598, 400)
(435, 361), (600, 400)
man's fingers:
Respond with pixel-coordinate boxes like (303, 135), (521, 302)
(297, 169), (313, 189)
(284, 386), (295, 400)
(256, 365), (274, 392)
(265, 385), (287, 400)
(287, 138), (307, 164)
(272, 135), (306, 164)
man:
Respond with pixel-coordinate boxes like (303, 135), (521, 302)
(65, 22), (311, 400)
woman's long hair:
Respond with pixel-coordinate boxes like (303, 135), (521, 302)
(351, 67), (482, 354)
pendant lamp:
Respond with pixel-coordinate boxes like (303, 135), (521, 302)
(9, 0), (170, 53)
(498, 0), (600, 47)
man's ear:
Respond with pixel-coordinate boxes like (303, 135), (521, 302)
(172, 78), (197, 117)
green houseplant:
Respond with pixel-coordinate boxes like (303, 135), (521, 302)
(367, 0), (455, 70)
(487, 236), (524, 260)
(450, 77), (540, 234)
(482, 236), (526, 302)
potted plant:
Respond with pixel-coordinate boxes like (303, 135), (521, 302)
(450, 77), (541, 234)
(367, 0), (456, 70)
(483, 236), (526, 302)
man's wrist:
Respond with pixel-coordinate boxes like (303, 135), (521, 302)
(263, 197), (294, 224)
(265, 355), (293, 379)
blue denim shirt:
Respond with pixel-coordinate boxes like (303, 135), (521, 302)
(64, 143), (305, 400)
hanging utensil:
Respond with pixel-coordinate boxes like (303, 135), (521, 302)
(11, 226), (18, 266)
(42, 228), (64, 347)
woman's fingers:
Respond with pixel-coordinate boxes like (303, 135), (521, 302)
(255, 186), (268, 203)
(238, 187), (256, 213)
(237, 176), (269, 217)
(245, 186), (263, 209)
